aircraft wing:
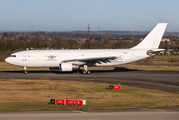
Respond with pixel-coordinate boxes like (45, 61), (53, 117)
(62, 56), (117, 64)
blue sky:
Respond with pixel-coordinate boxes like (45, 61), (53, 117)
(0, 0), (178, 32)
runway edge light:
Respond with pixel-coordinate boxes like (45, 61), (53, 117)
(108, 84), (121, 89)
(50, 99), (56, 104)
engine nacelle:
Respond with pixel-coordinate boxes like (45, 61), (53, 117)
(59, 63), (73, 71)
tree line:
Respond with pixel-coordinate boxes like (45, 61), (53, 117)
(0, 32), (179, 62)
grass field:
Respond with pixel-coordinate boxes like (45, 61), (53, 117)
(154, 56), (179, 59)
(0, 79), (179, 111)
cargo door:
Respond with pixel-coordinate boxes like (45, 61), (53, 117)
(22, 53), (27, 61)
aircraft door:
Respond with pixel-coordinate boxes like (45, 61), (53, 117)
(22, 53), (27, 61)
(27, 53), (31, 62)
(30, 51), (43, 67)
(21, 52), (28, 66)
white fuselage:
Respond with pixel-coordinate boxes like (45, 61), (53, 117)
(5, 49), (149, 67)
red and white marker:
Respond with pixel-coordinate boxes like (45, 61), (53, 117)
(50, 99), (86, 106)
(108, 84), (121, 89)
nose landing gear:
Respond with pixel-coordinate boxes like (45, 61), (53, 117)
(24, 67), (27, 74)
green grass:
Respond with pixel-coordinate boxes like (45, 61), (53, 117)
(0, 79), (179, 111)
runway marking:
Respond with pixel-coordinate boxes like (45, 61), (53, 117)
(40, 77), (49, 80)
(120, 81), (134, 83)
(72, 110), (88, 113)
(140, 108), (167, 112)
(113, 81), (134, 84)
(81, 79), (95, 81)
(127, 81), (134, 83)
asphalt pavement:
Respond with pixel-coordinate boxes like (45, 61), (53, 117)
(0, 69), (179, 93)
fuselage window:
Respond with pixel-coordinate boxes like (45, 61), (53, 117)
(10, 55), (16, 57)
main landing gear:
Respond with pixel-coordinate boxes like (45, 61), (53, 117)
(75, 65), (90, 74)
(83, 65), (90, 74)
(82, 70), (90, 74)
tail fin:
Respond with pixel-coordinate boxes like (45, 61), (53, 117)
(131, 23), (167, 49)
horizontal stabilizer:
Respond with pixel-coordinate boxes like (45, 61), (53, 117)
(147, 49), (165, 56)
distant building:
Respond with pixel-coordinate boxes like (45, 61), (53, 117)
(161, 38), (170, 42)
(47, 37), (51, 41)
(140, 38), (144, 41)
(77, 38), (87, 42)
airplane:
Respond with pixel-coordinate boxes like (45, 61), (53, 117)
(5, 23), (167, 74)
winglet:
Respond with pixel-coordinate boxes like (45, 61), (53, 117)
(131, 23), (167, 49)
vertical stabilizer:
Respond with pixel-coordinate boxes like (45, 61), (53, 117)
(131, 23), (167, 49)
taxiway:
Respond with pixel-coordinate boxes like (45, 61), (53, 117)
(0, 107), (179, 120)
(0, 69), (179, 93)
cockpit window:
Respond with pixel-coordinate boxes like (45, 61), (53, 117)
(10, 55), (16, 57)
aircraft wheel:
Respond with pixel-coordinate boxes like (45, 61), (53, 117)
(83, 71), (86, 74)
(87, 71), (90, 74)
(78, 70), (82, 73)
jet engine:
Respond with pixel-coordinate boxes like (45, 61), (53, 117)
(60, 63), (79, 72)
(49, 63), (79, 71)
(59, 63), (73, 71)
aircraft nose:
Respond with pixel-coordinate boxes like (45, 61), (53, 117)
(5, 57), (11, 63)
